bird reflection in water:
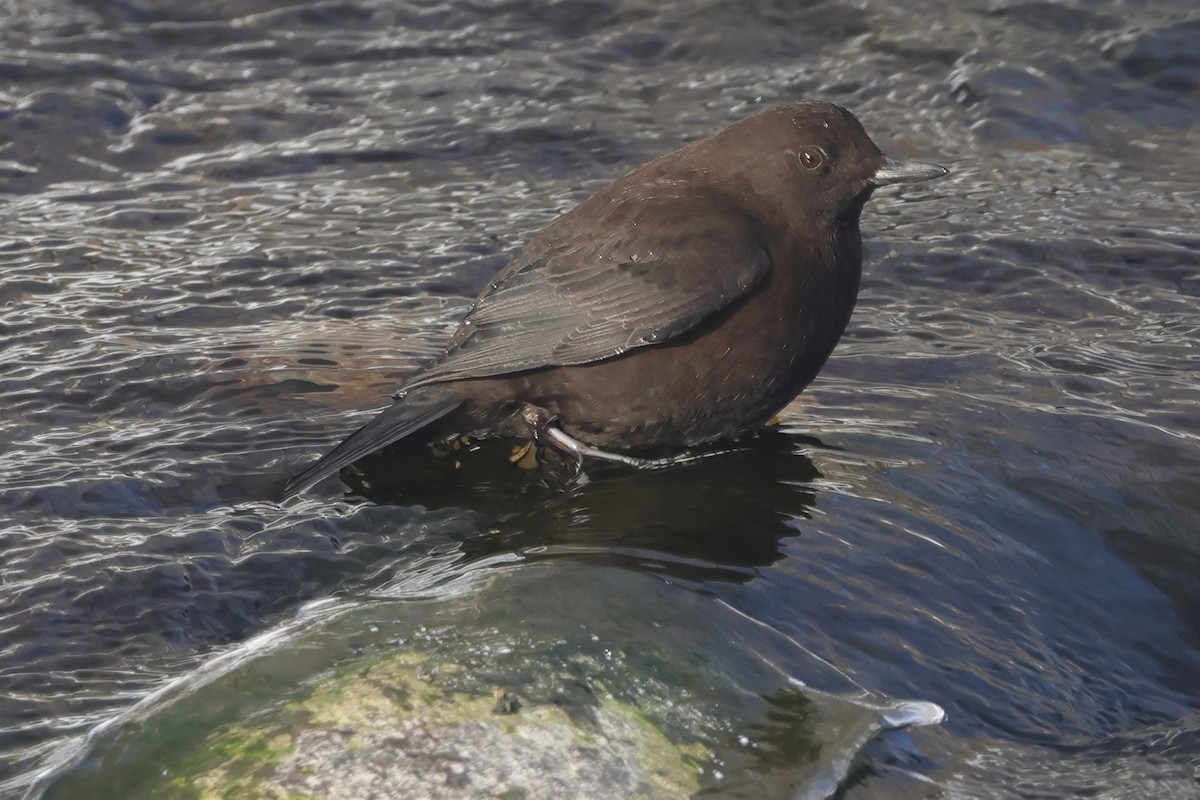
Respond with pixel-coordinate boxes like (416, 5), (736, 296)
(346, 428), (825, 585)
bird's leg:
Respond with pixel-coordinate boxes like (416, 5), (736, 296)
(518, 403), (685, 469)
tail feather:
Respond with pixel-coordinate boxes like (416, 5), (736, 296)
(283, 400), (460, 498)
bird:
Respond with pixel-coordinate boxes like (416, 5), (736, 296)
(283, 100), (948, 497)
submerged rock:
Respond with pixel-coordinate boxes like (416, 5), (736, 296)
(178, 652), (702, 800)
(32, 567), (944, 800)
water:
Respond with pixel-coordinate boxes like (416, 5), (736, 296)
(2, 0), (1199, 796)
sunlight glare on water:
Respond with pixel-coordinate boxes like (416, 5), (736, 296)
(2, 0), (1199, 797)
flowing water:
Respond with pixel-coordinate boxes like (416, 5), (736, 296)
(2, 0), (1199, 797)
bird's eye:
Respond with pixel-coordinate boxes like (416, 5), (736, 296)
(797, 147), (825, 170)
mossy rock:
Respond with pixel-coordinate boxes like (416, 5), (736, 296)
(174, 652), (702, 800)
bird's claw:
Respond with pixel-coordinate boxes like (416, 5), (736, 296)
(517, 403), (687, 469)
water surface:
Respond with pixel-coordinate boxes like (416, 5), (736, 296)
(2, 0), (1199, 797)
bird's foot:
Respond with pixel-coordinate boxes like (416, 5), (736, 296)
(518, 404), (688, 469)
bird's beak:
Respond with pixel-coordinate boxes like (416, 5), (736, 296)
(872, 156), (949, 186)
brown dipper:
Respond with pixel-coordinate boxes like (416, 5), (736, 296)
(284, 101), (947, 497)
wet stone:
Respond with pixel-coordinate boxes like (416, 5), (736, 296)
(179, 653), (702, 800)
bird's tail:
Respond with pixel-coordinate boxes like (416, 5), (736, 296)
(283, 398), (460, 498)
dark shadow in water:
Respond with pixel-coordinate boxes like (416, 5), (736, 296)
(344, 433), (581, 516)
(347, 429), (823, 585)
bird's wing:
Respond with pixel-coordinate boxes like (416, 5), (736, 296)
(405, 200), (770, 389)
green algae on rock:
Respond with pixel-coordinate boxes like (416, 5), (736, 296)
(176, 652), (702, 800)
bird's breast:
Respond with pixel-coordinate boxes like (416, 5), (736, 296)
(503, 242), (860, 449)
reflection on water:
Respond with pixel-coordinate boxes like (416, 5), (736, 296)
(350, 430), (820, 584)
(2, 0), (1200, 797)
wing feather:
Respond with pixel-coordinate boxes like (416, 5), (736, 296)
(405, 193), (770, 389)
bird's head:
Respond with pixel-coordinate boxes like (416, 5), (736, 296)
(701, 101), (948, 230)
